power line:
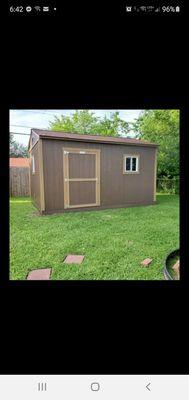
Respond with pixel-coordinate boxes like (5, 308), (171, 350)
(10, 110), (136, 120)
(29, 110), (62, 115)
(10, 119), (134, 130)
(10, 124), (41, 129)
(10, 132), (30, 136)
(11, 110), (62, 116)
(13, 110), (78, 114)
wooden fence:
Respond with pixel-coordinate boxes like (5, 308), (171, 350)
(10, 167), (30, 197)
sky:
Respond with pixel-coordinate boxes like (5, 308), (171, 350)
(9, 109), (142, 146)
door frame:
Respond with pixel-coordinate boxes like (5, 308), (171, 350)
(63, 147), (101, 209)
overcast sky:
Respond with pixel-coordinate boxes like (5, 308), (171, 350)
(9, 109), (143, 146)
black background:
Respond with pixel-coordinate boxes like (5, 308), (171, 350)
(0, 0), (188, 375)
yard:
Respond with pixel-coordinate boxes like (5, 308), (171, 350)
(10, 194), (179, 280)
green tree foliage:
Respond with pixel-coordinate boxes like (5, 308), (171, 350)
(10, 133), (28, 157)
(10, 133), (15, 146)
(132, 110), (179, 178)
(49, 110), (130, 137)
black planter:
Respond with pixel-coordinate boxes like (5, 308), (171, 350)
(163, 249), (179, 280)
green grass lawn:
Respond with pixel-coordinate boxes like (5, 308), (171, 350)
(10, 194), (179, 280)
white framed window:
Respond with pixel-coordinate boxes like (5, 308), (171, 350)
(123, 154), (140, 174)
(32, 155), (35, 174)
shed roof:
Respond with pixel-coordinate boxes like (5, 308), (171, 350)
(31, 129), (158, 147)
(10, 158), (29, 167)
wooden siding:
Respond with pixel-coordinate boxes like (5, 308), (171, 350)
(153, 147), (158, 201)
(38, 139), (45, 212)
(10, 167), (30, 197)
(69, 181), (96, 206)
(42, 139), (157, 213)
(30, 141), (41, 210)
(69, 153), (96, 179)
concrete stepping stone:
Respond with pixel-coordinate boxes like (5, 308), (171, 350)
(64, 255), (85, 264)
(27, 268), (52, 280)
(141, 258), (153, 267)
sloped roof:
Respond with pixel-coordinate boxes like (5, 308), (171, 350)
(31, 129), (158, 147)
(10, 158), (29, 167)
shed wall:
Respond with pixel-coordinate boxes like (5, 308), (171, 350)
(42, 139), (157, 213)
(30, 142), (41, 210)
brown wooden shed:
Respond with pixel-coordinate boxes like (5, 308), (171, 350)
(28, 129), (158, 214)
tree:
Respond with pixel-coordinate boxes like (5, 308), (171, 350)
(10, 134), (28, 157)
(49, 110), (130, 137)
(132, 110), (179, 178)
(10, 133), (15, 147)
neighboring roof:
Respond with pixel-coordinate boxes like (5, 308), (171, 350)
(31, 129), (158, 147)
(10, 158), (29, 167)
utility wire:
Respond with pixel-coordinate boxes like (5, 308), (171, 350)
(28, 111), (62, 115)
(10, 110), (136, 120)
(10, 120), (134, 130)
(10, 124), (44, 129)
(10, 132), (30, 136)
(10, 110), (62, 116)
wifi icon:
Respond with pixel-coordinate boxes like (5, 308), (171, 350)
(34, 5), (41, 11)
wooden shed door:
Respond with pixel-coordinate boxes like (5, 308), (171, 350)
(63, 148), (100, 209)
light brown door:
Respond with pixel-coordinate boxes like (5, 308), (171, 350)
(63, 148), (100, 209)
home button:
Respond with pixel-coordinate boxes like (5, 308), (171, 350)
(91, 382), (100, 391)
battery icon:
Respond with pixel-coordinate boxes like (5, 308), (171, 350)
(175, 6), (180, 12)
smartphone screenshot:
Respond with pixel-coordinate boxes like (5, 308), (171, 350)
(1, 0), (188, 396)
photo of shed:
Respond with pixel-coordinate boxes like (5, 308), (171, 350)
(28, 129), (158, 214)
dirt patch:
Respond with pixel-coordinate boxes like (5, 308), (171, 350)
(28, 210), (41, 218)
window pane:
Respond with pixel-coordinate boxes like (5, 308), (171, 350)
(132, 157), (137, 171)
(126, 157), (131, 171)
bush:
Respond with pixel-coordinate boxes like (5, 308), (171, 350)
(157, 177), (179, 194)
